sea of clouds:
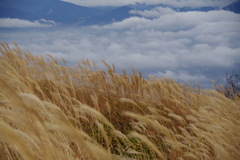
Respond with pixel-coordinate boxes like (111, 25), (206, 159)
(0, 7), (239, 88)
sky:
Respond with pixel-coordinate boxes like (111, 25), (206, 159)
(61, 0), (237, 8)
(0, 2), (240, 88)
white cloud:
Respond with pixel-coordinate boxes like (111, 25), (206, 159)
(130, 7), (176, 18)
(99, 17), (151, 29)
(0, 18), (57, 28)
(102, 10), (240, 31)
(150, 70), (207, 81)
(61, 0), (237, 8)
(0, 9), (239, 87)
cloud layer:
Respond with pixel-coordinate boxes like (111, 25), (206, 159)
(0, 18), (57, 28)
(62, 0), (237, 8)
(151, 70), (207, 81)
(129, 7), (176, 18)
(0, 8), (239, 88)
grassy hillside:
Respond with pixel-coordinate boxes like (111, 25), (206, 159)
(0, 42), (239, 160)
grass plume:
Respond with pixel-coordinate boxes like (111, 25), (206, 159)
(0, 42), (239, 160)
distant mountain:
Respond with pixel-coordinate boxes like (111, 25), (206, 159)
(0, 0), (239, 27)
(222, 1), (240, 13)
(175, 6), (216, 12)
(127, 3), (216, 12)
(127, 3), (169, 11)
(82, 6), (138, 26)
(81, 4), (217, 26)
(0, 0), (109, 24)
(90, 6), (117, 12)
(0, 6), (40, 20)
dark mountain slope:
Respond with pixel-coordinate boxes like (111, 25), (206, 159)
(223, 1), (240, 13)
(0, 6), (40, 21)
(0, 0), (108, 24)
(82, 6), (139, 26)
(0, 0), (239, 26)
(176, 6), (216, 12)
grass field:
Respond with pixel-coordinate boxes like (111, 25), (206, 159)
(0, 42), (239, 160)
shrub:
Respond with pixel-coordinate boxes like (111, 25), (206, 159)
(213, 71), (240, 99)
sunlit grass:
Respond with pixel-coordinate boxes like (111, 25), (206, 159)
(0, 42), (239, 160)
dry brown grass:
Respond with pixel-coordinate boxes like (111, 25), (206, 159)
(0, 42), (239, 160)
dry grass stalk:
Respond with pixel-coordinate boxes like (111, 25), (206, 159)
(0, 42), (240, 160)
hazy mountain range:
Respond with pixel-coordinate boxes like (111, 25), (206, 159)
(0, 0), (239, 26)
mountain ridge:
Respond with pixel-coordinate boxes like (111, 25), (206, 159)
(0, 0), (108, 24)
(222, 1), (240, 13)
(0, 0), (239, 26)
(0, 6), (41, 21)
(81, 6), (139, 26)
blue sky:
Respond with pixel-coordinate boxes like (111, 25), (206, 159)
(0, 0), (240, 88)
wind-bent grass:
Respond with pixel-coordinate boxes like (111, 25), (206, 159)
(0, 42), (239, 160)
